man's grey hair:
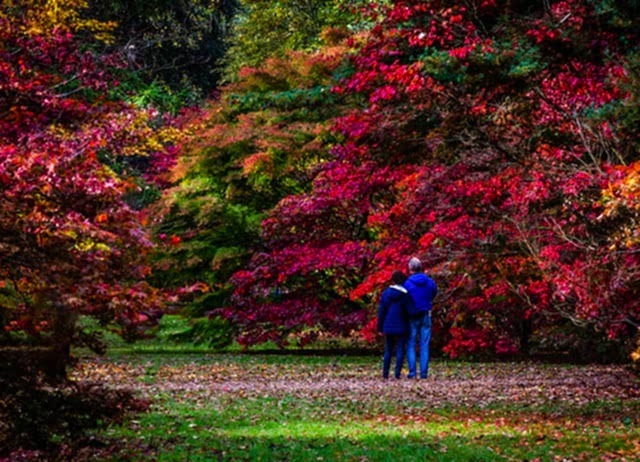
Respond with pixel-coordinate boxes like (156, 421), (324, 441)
(408, 257), (423, 273)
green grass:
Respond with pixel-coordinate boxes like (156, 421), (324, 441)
(78, 315), (373, 355)
(108, 402), (509, 461)
(78, 315), (219, 354)
(72, 352), (640, 461)
(107, 398), (637, 461)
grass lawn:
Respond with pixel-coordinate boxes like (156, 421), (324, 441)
(70, 349), (640, 461)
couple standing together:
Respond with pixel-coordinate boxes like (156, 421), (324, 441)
(377, 257), (437, 380)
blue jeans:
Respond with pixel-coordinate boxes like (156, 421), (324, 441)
(407, 312), (432, 378)
(383, 334), (407, 379)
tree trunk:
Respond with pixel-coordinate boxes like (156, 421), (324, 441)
(48, 302), (78, 382)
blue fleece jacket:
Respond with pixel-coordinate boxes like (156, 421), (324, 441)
(377, 285), (411, 335)
(404, 273), (437, 317)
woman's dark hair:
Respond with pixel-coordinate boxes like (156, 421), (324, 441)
(391, 270), (407, 285)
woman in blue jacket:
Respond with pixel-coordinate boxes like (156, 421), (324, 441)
(377, 271), (412, 379)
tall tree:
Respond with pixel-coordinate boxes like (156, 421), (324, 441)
(0, 0), (177, 377)
(152, 44), (353, 346)
(150, 0), (374, 346)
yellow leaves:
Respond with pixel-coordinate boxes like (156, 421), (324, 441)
(36, 228), (111, 254)
(608, 162), (640, 202)
(61, 229), (77, 239)
(73, 239), (95, 251)
(115, 111), (186, 158)
(95, 243), (111, 252)
(631, 334), (640, 365)
(3, 0), (116, 41)
(601, 162), (640, 248)
(46, 124), (75, 141)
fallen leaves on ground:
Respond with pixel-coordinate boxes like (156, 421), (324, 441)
(71, 356), (640, 419)
(68, 355), (640, 461)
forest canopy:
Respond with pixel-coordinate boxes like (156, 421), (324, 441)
(2, 0), (640, 367)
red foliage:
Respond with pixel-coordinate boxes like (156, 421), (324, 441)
(0, 10), (170, 351)
(226, 0), (640, 356)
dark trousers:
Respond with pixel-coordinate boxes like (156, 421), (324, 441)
(383, 334), (408, 379)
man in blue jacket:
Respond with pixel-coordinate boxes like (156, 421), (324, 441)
(404, 257), (437, 379)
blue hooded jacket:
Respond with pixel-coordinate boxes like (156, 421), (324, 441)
(404, 273), (437, 317)
(377, 285), (411, 335)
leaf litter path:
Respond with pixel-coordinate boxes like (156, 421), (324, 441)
(71, 355), (640, 412)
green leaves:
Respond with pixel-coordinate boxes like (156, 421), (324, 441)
(151, 43), (353, 346)
(222, 0), (360, 81)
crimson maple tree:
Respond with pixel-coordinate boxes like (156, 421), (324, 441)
(0, 2), (177, 377)
(228, 0), (640, 358)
